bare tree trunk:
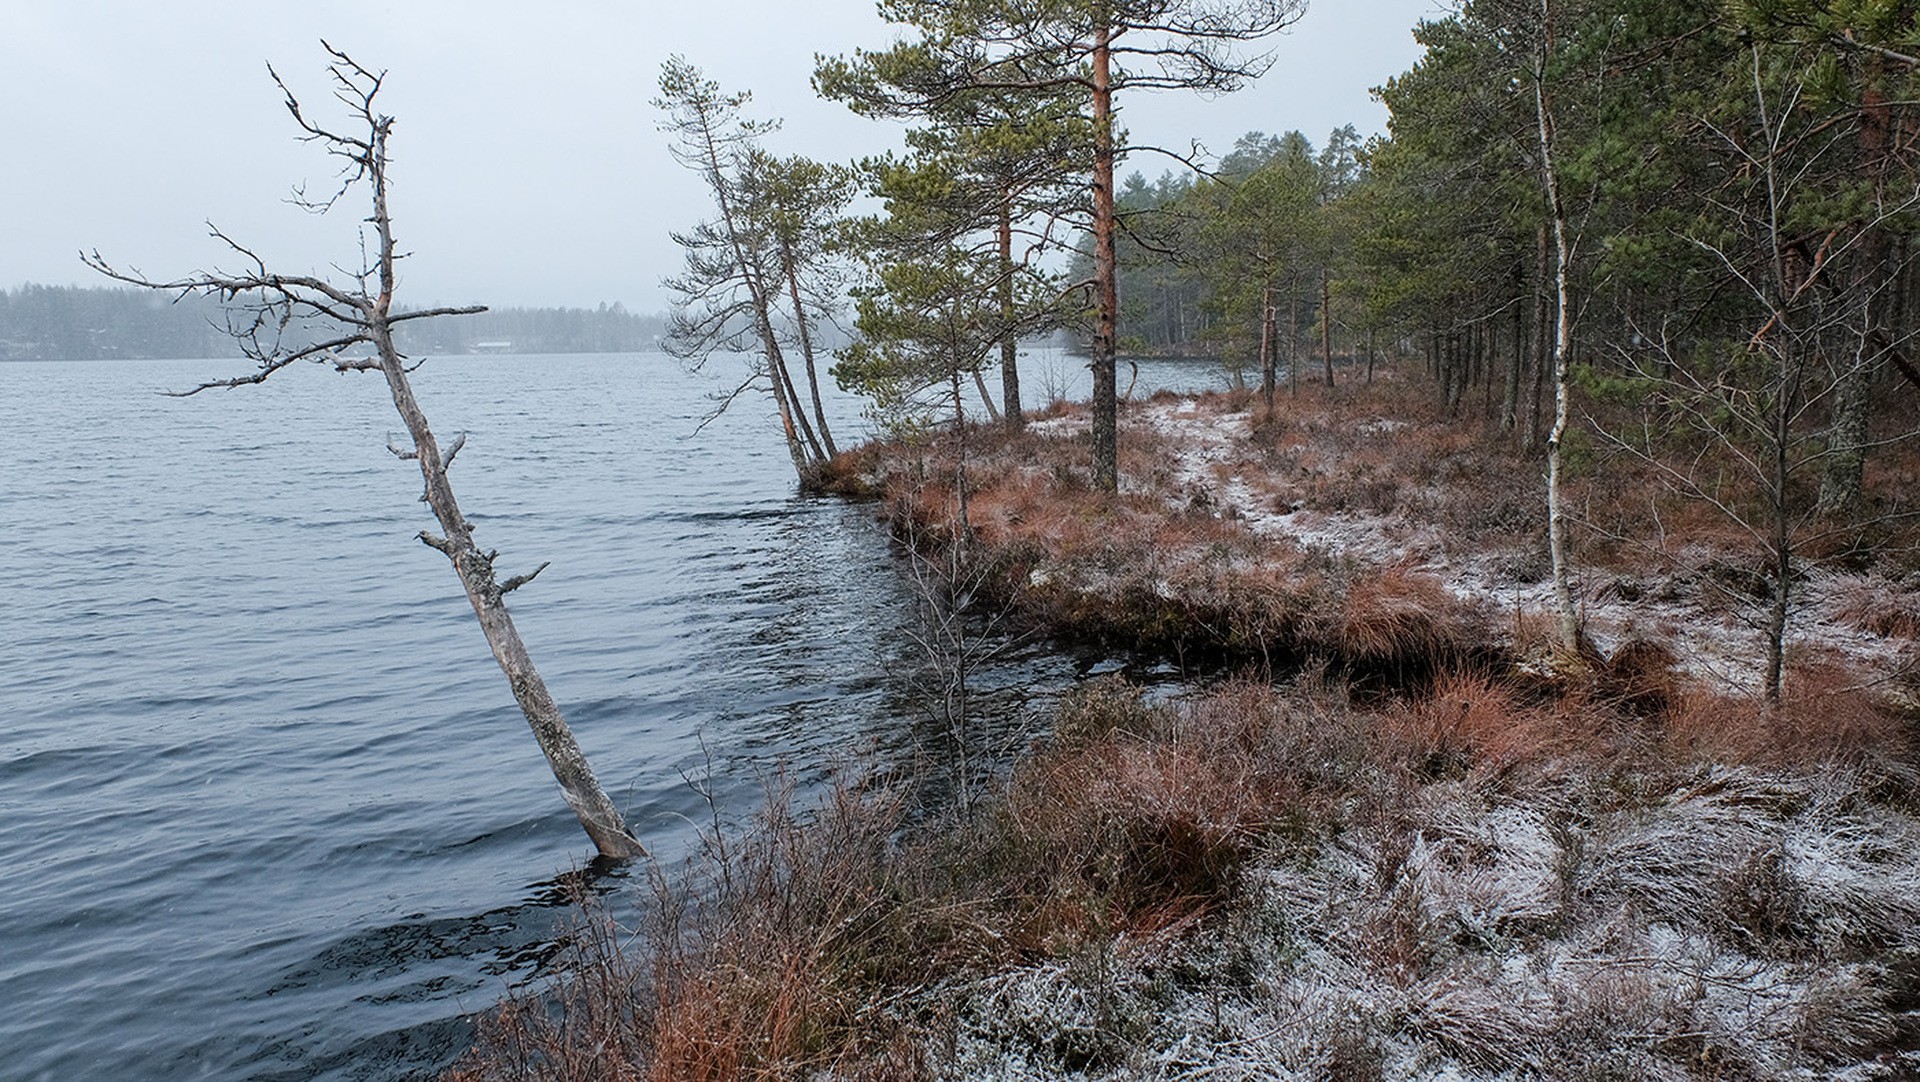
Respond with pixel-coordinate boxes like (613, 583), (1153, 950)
(1090, 15), (1120, 492)
(765, 320), (828, 469)
(1455, 330), (1468, 414)
(381, 326), (644, 860)
(1752, 38), (1798, 702)
(767, 332), (822, 473)
(1481, 316), (1496, 418)
(972, 368), (1003, 422)
(1536, 0), (1582, 656)
(366, 131), (643, 861)
(1443, 330), (1463, 415)
(998, 194), (1024, 428)
(781, 246), (838, 458)
(1288, 292), (1299, 397)
(1260, 278), (1275, 411)
(1502, 288), (1522, 432)
(1765, 402), (1792, 701)
(1529, 224), (1550, 447)
(950, 368), (971, 550)
(1320, 269), (1334, 386)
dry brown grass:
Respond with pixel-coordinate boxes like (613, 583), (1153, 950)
(1371, 671), (1600, 776)
(1661, 662), (1916, 771)
(829, 364), (1920, 710)
(1829, 574), (1920, 640)
(449, 772), (934, 1081)
(495, 366), (1920, 1078)
(836, 404), (1527, 679)
(1331, 562), (1488, 678)
(449, 668), (1920, 1080)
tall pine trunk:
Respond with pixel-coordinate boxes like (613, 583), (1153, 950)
(1089, 15), (1120, 492)
(998, 194), (1024, 428)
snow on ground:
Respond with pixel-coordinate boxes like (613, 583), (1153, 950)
(930, 763), (1920, 1080)
(853, 398), (1920, 1079)
(1118, 398), (1917, 693)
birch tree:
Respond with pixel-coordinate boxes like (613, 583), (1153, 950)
(1528, 0), (1584, 656)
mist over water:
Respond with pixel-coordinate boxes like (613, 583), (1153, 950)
(0, 350), (1226, 1079)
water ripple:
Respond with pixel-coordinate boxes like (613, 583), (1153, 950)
(0, 350), (1221, 1079)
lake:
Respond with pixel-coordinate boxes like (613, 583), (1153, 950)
(0, 349), (1229, 1079)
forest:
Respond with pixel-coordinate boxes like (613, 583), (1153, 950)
(654, 0), (1920, 699)
(663, 0), (1919, 535)
(459, 0), (1920, 1075)
(0, 284), (668, 359)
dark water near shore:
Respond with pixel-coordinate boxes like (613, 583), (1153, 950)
(0, 351), (1227, 1080)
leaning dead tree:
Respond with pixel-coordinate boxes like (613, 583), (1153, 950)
(84, 44), (646, 860)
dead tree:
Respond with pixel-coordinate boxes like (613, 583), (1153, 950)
(84, 44), (646, 860)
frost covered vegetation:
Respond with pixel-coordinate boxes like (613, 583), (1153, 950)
(932, 677), (1920, 1080)
(833, 373), (1920, 697)
(443, 0), (1920, 1065)
(449, 673), (1920, 1079)
(450, 378), (1920, 1080)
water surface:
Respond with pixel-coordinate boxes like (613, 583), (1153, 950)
(0, 350), (1225, 1078)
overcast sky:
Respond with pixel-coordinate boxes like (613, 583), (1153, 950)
(4, 1), (1441, 312)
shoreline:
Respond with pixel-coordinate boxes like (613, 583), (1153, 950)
(454, 374), (1920, 1079)
(825, 373), (1918, 705)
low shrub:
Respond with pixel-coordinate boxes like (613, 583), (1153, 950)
(1331, 563), (1487, 680)
(450, 671), (1920, 1081)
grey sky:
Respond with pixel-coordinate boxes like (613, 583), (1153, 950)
(4, 1), (1440, 311)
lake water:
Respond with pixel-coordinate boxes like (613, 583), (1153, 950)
(0, 350), (1230, 1079)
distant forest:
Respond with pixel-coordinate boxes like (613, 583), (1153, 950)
(0, 285), (667, 360)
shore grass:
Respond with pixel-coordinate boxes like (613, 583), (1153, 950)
(449, 369), (1920, 1079)
(829, 368), (1920, 693)
(449, 673), (1919, 1079)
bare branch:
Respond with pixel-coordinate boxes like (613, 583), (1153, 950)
(1830, 31), (1920, 69)
(388, 304), (489, 324)
(693, 372), (762, 436)
(499, 562), (551, 595)
(163, 332), (370, 396)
